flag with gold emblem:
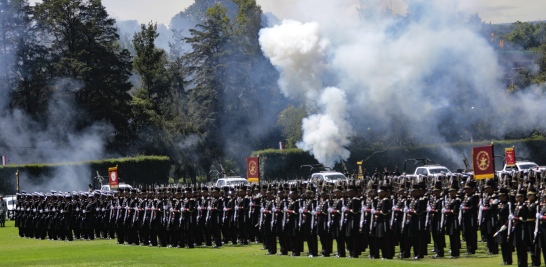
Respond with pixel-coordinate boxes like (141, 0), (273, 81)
(472, 145), (495, 180)
(246, 157), (259, 182)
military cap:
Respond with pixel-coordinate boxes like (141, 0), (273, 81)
(516, 189), (526, 197)
(527, 187), (537, 195)
(497, 187), (509, 195)
(484, 179), (495, 188)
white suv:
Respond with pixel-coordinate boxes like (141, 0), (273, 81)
(215, 177), (250, 187)
(309, 171), (348, 185)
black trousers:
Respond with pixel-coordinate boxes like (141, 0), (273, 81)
(335, 235), (346, 257)
(290, 234), (302, 256)
(501, 241), (513, 264)
(307, 234), (318, 256)
(278, 232), (288, 255)
(486, 233), (498, 254)
(449, 233), (460, 257)
(319, 233), (332, 256)
(368, 236), (379, 258)
(515, 242), (527, 267)
(432, 232), (445, 257)
(266, 233), (277, 254)
(412, 235), (425, 258)
(380, 234), (393, 259)
(464, 229), (477, 254)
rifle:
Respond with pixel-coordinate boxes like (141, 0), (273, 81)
(478, 198), (484, 226)
(197, 202), (202, 224)
(425, 199), (431, 228)
(259, 201), (264, 231)
(534, 203), (540, 240)
(271, 202), (276, 230)
(298, 201), (303, 231)
(401, 200), (408, 233)
(109, 201), (114, 222)
(282, 204), (287, 231)
(206, 199), (211, 224)
(327, 203), (332, 233)
(369, 200), (375, 234)
(360, 199), (366, 230)
(233, 201), (238, 223)
(340, 199), (346, 231)
(390, 198), (396, 229)
(124, 202), (129, 224)
(440, 195), (447, 228)
(132, 202), (138, 225)
(310, 203), (316, 231)
(508, 202), (513, 236)
(142, 202), (148, 225)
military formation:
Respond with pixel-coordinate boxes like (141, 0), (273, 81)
(10, 169), (546, 266)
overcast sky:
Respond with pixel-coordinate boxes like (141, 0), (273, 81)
(29, 0), (546, 26)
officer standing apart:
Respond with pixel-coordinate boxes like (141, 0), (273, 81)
(0, 195), (7, 227)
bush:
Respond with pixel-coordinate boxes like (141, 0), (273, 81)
(0, 156), (170, 195)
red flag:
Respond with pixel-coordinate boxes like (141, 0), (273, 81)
(247, 157), (259, 182)
(505, 147), (515, 167)
(108, 167), (119, 189)
(472, 145), (495, 180)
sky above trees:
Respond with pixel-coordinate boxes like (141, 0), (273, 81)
(28, 0), (546, 26)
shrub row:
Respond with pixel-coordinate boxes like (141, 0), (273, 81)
(0, 156), (171, 195)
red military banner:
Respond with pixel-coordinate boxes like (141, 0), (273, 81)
(472, 145), (495, 180)
(108, 167), (119, 189)
(247, 157), (259, 183)
(505, 147), (516, 167)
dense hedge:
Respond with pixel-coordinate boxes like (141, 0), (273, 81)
(0, 156), (171, 195)
(251, 138), (546, 180)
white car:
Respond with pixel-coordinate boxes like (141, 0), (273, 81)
(4, 196), (17, 220)
(100, 184), (133, 191)
(502, 161), (540, 172)
(412, 165), (452, 176)
(309, 171), (348, 184)
(215, 177), (250, 187)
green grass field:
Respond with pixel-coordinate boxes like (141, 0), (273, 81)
(0, 221), (516, 266)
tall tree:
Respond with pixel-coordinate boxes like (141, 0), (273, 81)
(34, 0), (133, 144)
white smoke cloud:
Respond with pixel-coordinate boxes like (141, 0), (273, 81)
(259, 0), (546, 168)
(260, 20), (353, 167)
(296, 87), (352, 167)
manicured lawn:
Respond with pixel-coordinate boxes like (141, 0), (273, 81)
(0, 221), (512, 266)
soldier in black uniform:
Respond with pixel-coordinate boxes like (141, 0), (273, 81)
(526, 187), (541, 267)
(430, 182), (445, 258)
(343, 182), (360, 258)
(444, 182), (461, 258)
(302, 185), (318, 257)
(286, 185), (302, 256)
(183, 187), (196, 248)
(372, 185), (393, 259)
(330, 185), (346, 257)
(83, 193), (96, 241)
(210, 187), (223, 248)
(262, 185), (277, 255)
(317, 186), (332, 257)
(512, 189), (529, 267)
(481, 179), (499, 255)
(276, 185), (289, 255)
(395, 183), (410, 258)
(496, 187), (512, 265)
(366, 184), (379, 259)
(462, 180), (479, 255)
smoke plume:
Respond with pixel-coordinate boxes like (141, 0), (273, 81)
(259, 0), (546, 168)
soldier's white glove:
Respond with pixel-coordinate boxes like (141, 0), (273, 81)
(537, 213), (542, 219)
(60, 209), (64, 214)
(102, 208), (105, 212)
(441, 208), (446, 214)
(371, 208), (376, 214)
(235, 206), (239, 211)
(312, 210), (317, 216)
(260, 208), (265, 213)
(426, 206), (431, 212)
(223, 207), (227, 212)
(163, 206), (167, 210)
(207, 206), (211, 211)
(299, 208), (304, 214)
(45, 208), (49, 212)
(39, 209), (43, 213)
(96, 208), (99, 212)
(479, 206), (484, 211)
(283, 207), (288, 212)
(272, 208), (277, 213)
(33, 208), (36, 212)
(52, 208), (56, 212)
(403, 207), (409, 213)
(26, 208), (30, 211)
(508, 215), (514, 220)
(460, 204), (464, 210)
(76, 208), (79, 212)
(492, 199), (499, 205)
(170, 208), (174, 212)
(82, 209), (86, 214)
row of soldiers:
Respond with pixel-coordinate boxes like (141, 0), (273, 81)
(11, 173), (546, 266)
